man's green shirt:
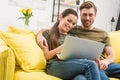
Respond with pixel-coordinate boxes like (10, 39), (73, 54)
(69, 25), (111, 47)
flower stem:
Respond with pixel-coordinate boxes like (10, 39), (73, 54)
(25, 16), (29, 26)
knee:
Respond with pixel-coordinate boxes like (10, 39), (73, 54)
(87, 60), (98, 67)
(72, 75), (87, 80)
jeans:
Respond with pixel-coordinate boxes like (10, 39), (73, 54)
(100, 63), (120, 80)
(72, 75), (87, 80)
(47, 59), (100, 80)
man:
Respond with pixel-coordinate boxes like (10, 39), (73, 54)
(69, 1), (120, 80)
(37, 1), (120, 80)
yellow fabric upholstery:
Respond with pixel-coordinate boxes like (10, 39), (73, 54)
(108, 31), (120, 80)
(0, 30), (46, 72)
(0, 26), (61, 80)
(14, 69), (61, 80)
(0, 39), (15, 80)
(8, 26), (36, 35)
(0, 26), (120, 80)
(110, 78), (119, 80)
(0, 37), (7, 46)
(108, 30), (120, 63)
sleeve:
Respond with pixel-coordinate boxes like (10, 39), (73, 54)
(103, 32), (111, 47)
(43, 30), (50, 41)
(68, 26), (78, 36)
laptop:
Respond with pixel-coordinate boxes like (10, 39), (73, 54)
(57, 35), (105, 60)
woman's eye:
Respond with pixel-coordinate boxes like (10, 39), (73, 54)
(67, 19), (76, 26)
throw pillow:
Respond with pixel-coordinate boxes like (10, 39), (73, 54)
(8, 26), (36, 34)
(0, 38), (6, 46)
(0, 31), (46, 72)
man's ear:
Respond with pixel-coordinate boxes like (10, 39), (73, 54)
(95, 14), (96, 17)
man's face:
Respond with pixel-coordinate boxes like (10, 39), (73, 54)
(80, 8), (96, 29)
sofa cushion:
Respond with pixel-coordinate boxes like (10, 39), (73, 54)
(8, 26), (61, 80)
(8, 26), (36, 34)
(0, 38), (6, 46)
(110, 78), (120, 80)
(108, 30), (120, 63)
(0, 41), (15, 80)
(14, 69), (61, 80)
(0, 29), (46, 72)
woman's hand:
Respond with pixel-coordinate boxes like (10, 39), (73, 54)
(44, 44), (64, 60)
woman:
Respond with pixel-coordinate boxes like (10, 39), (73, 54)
(37, 8), (100, 80)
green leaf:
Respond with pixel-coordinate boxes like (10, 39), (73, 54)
(18, 17), (25, 19)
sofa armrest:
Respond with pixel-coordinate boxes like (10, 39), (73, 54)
(0, 46), (15, 80)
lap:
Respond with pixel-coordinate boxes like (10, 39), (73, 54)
(47, 59), (97, 79)
(47, 59), (97, 72)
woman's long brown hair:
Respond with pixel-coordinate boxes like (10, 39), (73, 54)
(48, 8), (78, 50)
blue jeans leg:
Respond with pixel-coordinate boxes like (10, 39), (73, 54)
(72, 75), (87, 80)
(100, 70), (109, 80)
(47, 59), (100, 80)
(100, 63), (120, 80)
(106, 63), (120, 78)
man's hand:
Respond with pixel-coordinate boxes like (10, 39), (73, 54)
(95, 58), (109, 70)
(95, 46), (116, 70)
(37, 30), (48, 49)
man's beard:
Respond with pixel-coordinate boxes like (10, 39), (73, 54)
(82, 20), (93, 28)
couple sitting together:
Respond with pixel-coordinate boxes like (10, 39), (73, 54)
(37, 1), (120, 80)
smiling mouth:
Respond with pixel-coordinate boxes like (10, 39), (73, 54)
(66, 27), (70, 30)
(66, 26), (71, 31)
(85, 20), (90, 22)
(84, 20), (91, 24)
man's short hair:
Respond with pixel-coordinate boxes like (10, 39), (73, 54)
(80, 1), (97, 14)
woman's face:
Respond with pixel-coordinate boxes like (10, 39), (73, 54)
(59, 14), (77, 34)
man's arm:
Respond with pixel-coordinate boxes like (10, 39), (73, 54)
(37, 29), (63, 60)
(104, 46), (116, 63)
(37, 29), (48, 49)
(96, 46), (116, 70)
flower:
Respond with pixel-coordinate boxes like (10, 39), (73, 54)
(19, 8), (33, 26)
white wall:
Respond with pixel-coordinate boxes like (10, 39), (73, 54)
(0, 0), (53, 31)
(0, 0), (120, 32)
(51, 0), (120, 32)
(92, 0), (120, 32)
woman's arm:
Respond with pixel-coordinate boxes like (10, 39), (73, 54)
(43, 44), (63, 60)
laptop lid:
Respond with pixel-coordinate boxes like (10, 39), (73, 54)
(57, 35), (105, 60)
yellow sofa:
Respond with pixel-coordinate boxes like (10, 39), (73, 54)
(0, 26), (119, 80)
